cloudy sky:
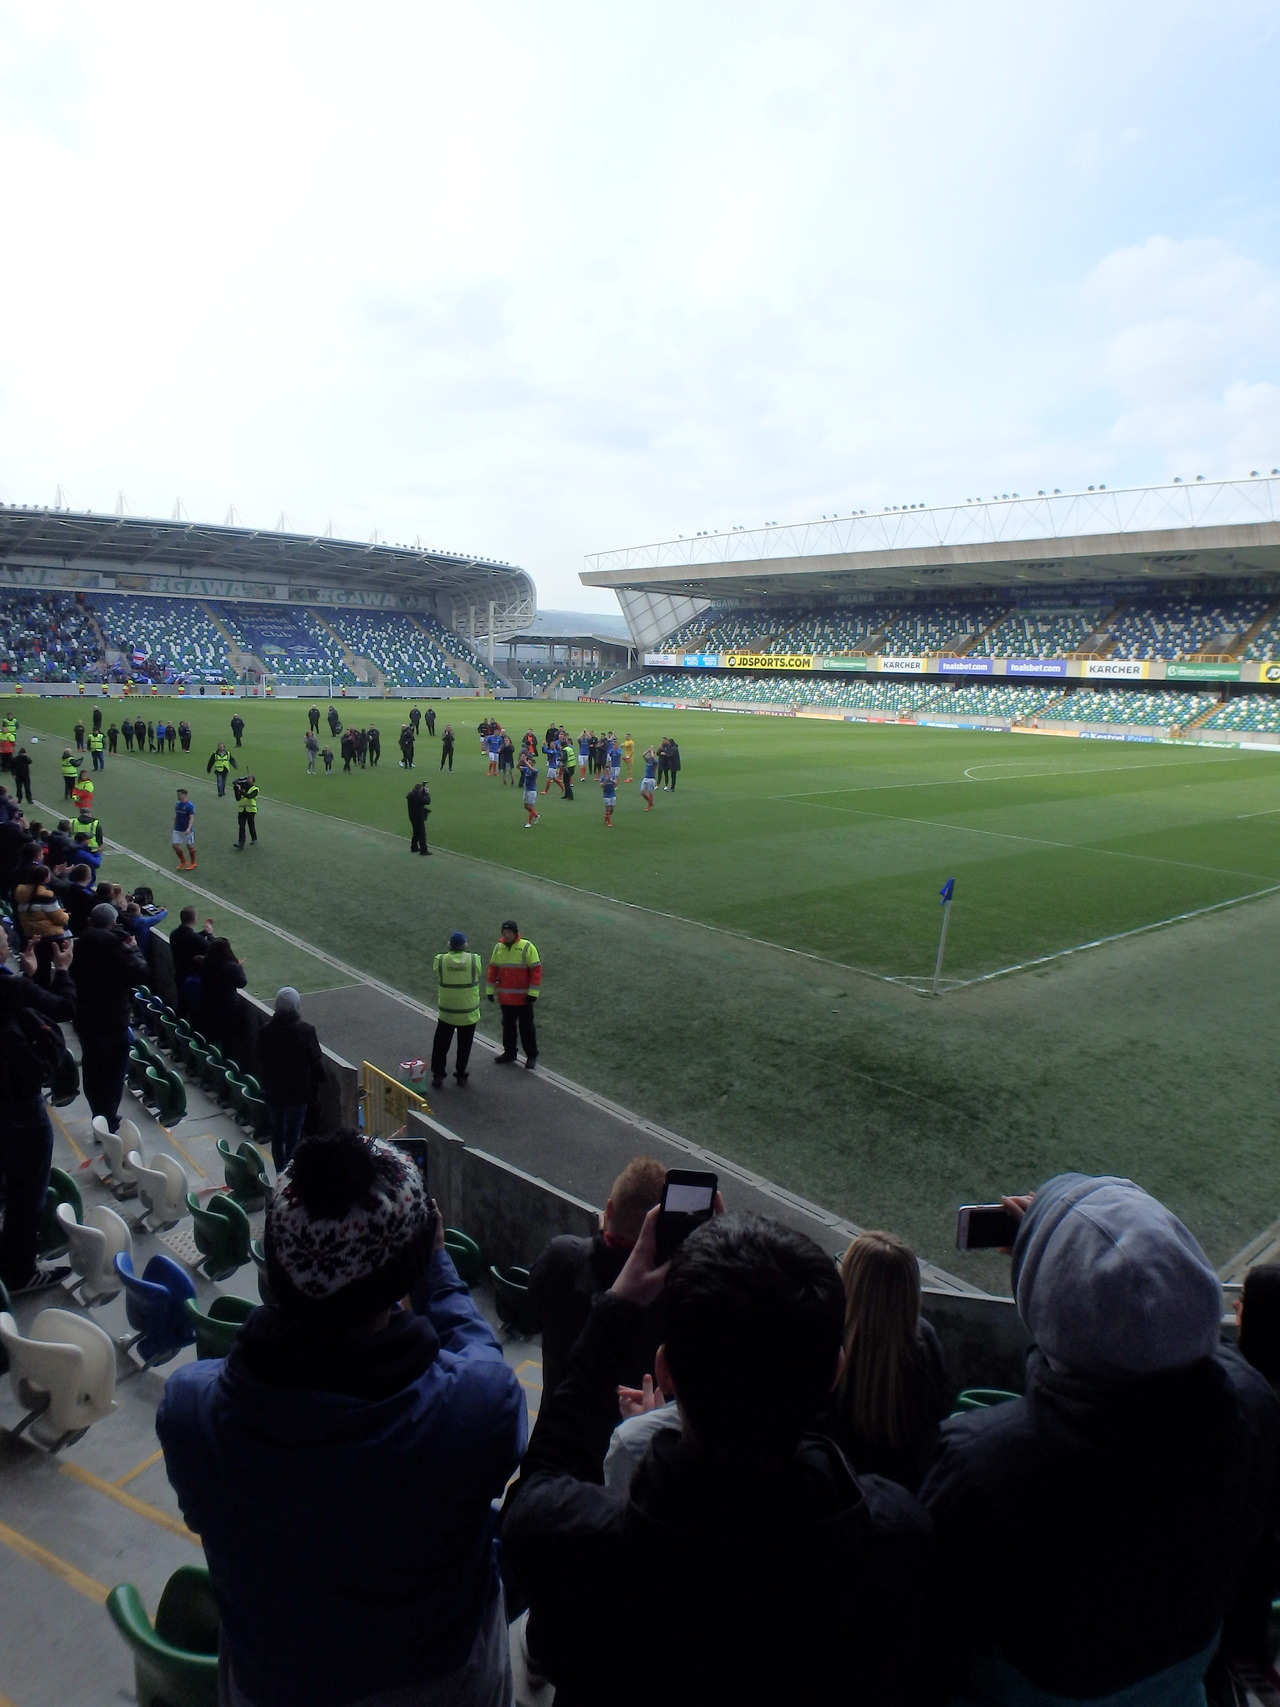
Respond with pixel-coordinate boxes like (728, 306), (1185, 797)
(1, 1), (1277, 610)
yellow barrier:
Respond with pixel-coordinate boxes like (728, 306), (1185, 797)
(361, 1061), (429, 1137)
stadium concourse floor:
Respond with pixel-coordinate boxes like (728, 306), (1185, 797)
(301, 978), (974, 1292)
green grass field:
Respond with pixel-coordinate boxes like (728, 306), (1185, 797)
(17, 695), (1280, 1278)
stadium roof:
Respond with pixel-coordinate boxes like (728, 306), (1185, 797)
(0, 505), (534, 605)
(581, 476), (1280, 601)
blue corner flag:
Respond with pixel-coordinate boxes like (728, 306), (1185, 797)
(939, 878), (954, 905)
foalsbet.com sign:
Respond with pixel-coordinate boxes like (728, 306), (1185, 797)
(1007, 658), (1069, 677)
(939, 656), (993, 674)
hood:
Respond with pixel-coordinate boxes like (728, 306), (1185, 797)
(1012, 1173), (1222, 1381)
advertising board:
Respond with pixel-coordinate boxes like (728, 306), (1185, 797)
(1083, 660), (1149, 679)
(877, 656), (925, 674)
(1007, 658), (1069, 676)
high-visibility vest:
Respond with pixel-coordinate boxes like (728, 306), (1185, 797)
(238, 785), (259, 814)
(88, 732), (104, 752)
(61, 755), (78, 778)
(486, 939), (542, 1004)
(434, 951), (482, 1026)
(77, 816), (103, 849)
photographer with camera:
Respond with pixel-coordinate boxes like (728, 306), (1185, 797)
(232, 774), (260, 850)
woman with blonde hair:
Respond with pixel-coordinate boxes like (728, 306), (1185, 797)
(823, 1230), (949, 1491)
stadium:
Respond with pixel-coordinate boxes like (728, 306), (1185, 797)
(4, 478), (1280, 1701)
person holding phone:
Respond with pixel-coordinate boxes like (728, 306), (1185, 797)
(503, 1207), (943, 1707)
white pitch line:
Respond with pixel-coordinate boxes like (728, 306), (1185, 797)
(936, 883), (1280, 991)
(1236, 807), (1280, 819)
(771, 750), (1243, 801)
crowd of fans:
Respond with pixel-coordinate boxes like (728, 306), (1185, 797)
(3, 755), (1280, 1705)
(0, 591), (102, 681)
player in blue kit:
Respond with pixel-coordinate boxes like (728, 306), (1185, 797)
(600, 766), (617, 828)
(172, 788), (197, 870)
(541, 738), (563, 796)
(640, 746), (658, 812)
(519, 755), (540, 827)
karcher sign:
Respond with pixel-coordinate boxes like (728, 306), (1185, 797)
(877, 656), (926, 674)
(1084, 660), (1149, 679)
(723, 653), (815, 670)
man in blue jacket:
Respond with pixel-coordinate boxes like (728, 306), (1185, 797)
(157, 1129), (526, 1707)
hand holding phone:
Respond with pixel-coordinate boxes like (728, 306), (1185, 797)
(956, 1201), (1025, 1251)
(655, 1169), (719, 1264)
(390, 1137), (429, 1194)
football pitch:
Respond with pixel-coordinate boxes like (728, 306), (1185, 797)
(20, 696), (1280, 1277)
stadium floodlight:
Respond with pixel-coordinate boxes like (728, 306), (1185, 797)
(1196, 475), (1205, 481)
(1252, 470), (1260, 477)
(1053, 489), (1061, 494)
(1038, 489), (1045, 495)
(1174, 477), (1182, 483)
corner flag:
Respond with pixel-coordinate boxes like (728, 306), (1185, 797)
(939, 878), (954, 905)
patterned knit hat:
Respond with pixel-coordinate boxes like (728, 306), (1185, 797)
(265, 1131), (432, 1327)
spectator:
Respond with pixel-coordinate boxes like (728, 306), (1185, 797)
(71, 902), (148, 1136)
(819, 1230), (949, 1491)
(254, 987), (325, 1170)
(527, 1155), (667, 1398)
(922, 1173), (1280, 1705)
(13, 864), (69, 943)
(158, 1130), (525, 1707)
(1237, 1265), (1280, 1389)
(58, 863), (97, 936)
(0, 930), (76, 1293)
(122, 896), (167, 955)
(503, 1210), (943, 1707)
(168, 905), (214, 992)
(192, 936), (247, 1058)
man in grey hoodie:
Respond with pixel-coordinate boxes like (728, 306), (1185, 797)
(922, 1173), (1280, 1707)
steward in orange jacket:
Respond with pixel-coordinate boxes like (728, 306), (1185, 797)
(486, 921), (541, 1070)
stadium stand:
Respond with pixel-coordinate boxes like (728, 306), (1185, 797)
(1201, 694), (1280, 735)
(872, 601), (1007, 655)
(321, 609), (468, 690)
(1050, 687), (1220, 726)
(1241, 606), (1280, 660)
(520, 663), (613, 693)
(926, 682), (1066, 719)
(0, 591), (101, 680)
(616, 671), (942, 712)
(1105, 596), (1268, 660)
(91, 594), (232, 682)
(205, 600), (344, 683)
(969, 607), (1106, 658)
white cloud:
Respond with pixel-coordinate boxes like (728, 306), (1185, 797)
(0, 2), (1277, 608)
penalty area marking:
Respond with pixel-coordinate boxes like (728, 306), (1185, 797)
(960, 754), (1243, 782)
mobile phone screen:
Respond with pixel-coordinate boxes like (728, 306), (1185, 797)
(656, 1170), (717, 1262)
(956, 1204), (1021, 1250)
(391, 1138), (429, 1191)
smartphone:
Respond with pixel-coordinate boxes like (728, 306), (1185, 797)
(391, 1137), (429, 1191)
(956, 1203), (1021, 1251)
(655, 1169), (718, 1263)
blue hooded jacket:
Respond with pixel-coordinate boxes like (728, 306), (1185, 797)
(157, 1251), (526, 1707)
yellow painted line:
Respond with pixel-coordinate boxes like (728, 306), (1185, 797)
(514, 1358), (543, 1377)
(158, 1121), (207, 1181)
(0, 1517), (109, 1604)
(47, 1104), (87, 1165)
(115, 1447), (164, 1488)
(58, 1461), (200, 1546)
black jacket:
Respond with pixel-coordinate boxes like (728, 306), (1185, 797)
(502, 1294), (944, 1707)
(70, 925), (149, 1039)
(921, 1344), (1280, 1697)
(527, 1232), (663, 1401)
(254, 1012), (325, 1109)
(169, 923), (214, 988)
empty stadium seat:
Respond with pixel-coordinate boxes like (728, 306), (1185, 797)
(0, 1307), (119, 1447)
(490, 1265), (539, 1336)
(106, 1565), (220, 1707)
(184, 1294), (256, 1360)
(444, 1229), (483, 1286)
(58, 1202), (133, 1305)
(128, 1151), (189, 1230)
(217, 1138), (270, 1205)
(186, 1192), (252, 1281)
(94, 1116), (144, 1198)
(37, 1168), (83, 1258)
(114, 1252), (197, 1367)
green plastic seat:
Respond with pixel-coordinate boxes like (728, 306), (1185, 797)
(242, 1093), (271, 1141)
(158, 1011), (182, 1056)
(951, 1387), (1020, 1415)
(106, 1564), (220, 1707)
(183, 1292), (256, 1359)
(186, 1191), (252, 1280)
(239, 1073), (262, 1098)
(185, 1040), (211, 1089)
(444, 1228), (483, 1287)
(489, 1264), (539, 1336)
(128, 1047), (152, 1094)
(145, 1066), (176, 1123)
(165, 1069), (188, 1123)
(217, 1138), (270, 1206)
(37, 1168), (84, 1257)
(249, 1237), (276, 1307)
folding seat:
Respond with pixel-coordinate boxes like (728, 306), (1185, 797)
(951, 1387), (1020, 1415)
(186, 1191), (251, 1280)
(58, 1202), (132, 1304)
(144, 1066), (176, 1123)
(106, 1564), (220, 1707)
(217, 1138), (269, 1206)
(249, 1237), (276, 1307)
(184, 1294), (256, 1360)
(0, 1306), (119, 1447)
(37, 1168), (83, 1258)
(163, 1069), (187, 1123)
(94, 1115), (144, 1198)
(444, 1228), (484, 1287)
(114, 1252), (196, 1367)
(489, 1264), (539, 1336)
(128, 1150), (188, 1230)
